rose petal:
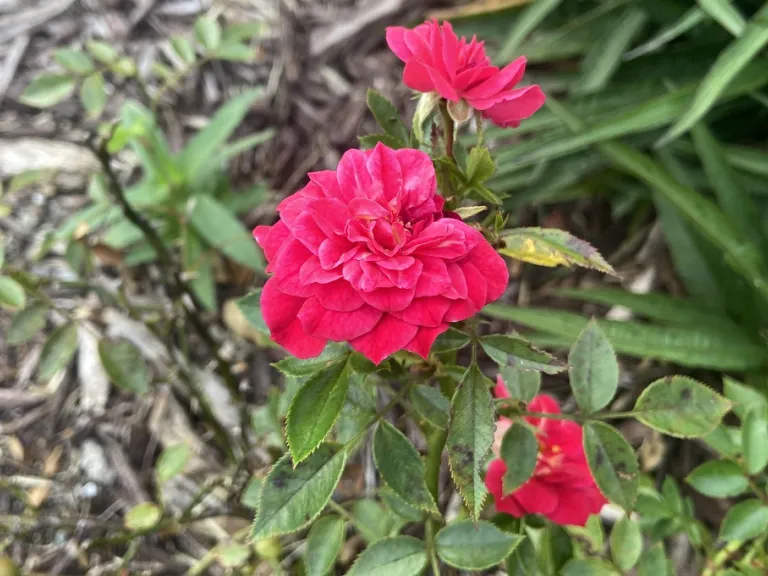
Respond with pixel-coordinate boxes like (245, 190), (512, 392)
(253, 220), (290, 264)
(337, 149), (373, 199)
(479, 86), (546, 127)
(414, 257), (451, 298)
(350, 315), (419, 364)
(361, 286), (416, 312)
(403, 60), (438, 94)
(513, 478), (558, 515)
(485, 459), (525, 517)
(367, 143), (404, 203)
(393, 297), (450, 327)
(546, 486), (606, 527)
(271, 238), (313, 297)
(464, 57), (526, 101)
(405, 323), (449, 358)
(386, 26), (414, 61)
(298, 297), (382, 341)
(261, 279), (326, 358)
(312, 279), (365, 312)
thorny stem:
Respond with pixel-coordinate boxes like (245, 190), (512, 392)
(88, 136), (251, 460)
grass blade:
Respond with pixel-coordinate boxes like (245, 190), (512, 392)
(483, 305), (767, 370)
(657, 2), (768, 146)
(625, 7), (707, 60)
(696, 0), (746, 36)
(691, 123), (768, 254)
(545, 96), (768, 303)
(572, 6), (648, 95)
(497, 0), (563, 61)
(555, 287), (741, 333)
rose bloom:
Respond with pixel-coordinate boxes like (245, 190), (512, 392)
(253, 143), (508, 364)
(486, 376), (607, 526)
(386, 19), (545, 128)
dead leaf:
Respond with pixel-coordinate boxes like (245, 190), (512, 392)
(27, 445), (62, 508)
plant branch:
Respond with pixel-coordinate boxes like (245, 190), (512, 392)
(88, 137), (250, 458)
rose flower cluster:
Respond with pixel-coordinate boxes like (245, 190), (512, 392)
(486, 376), (607, 526)
(254, 19), (543, 364)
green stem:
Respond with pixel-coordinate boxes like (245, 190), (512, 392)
(440, 103), (455, 160)
(702, 540), (743, 576)
(425, 428), (447, 576)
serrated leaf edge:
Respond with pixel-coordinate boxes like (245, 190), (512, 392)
(347, 535), (428, 576)
(635, 376), (732, 439)
(372, 421), (440, 516)
(582, 421), (638, 511)
(436, 521), (524, 571)
(250, 447), (347, 540)
(285, 361), (349, 466)
(446, 365), (493, 522)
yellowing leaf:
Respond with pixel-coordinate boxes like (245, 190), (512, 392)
(500, 227), (616, 275)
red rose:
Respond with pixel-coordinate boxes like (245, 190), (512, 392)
(253, 143), (508, 364)
(386, 19), (545, 128)
(486, 377), (607, 526)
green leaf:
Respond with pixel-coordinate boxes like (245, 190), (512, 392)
(634, 376), (731, 438)
(555, 287), (742, 334)
(466, 147), (496, 184)
(365, 89), (409, 146)
(562, 558), (620, 576)
(98, 339), (150, 395)
(583, 421), (639, 510)
(657, 3), (768, 145)
(373, 420), (439, 514)
(686, 461), (749, 497)
(625, 7), (707, 60)
(381, 490), (424, 522)
(433, 327), (472, 353)
(179, 88), (263, 178)
(305, 515), (345, 576)
(446, 363), (494, 520)
(124, 502), (162, 531)
(637, 543), (668, 576)
(610, 516), (642, 572)
(213, 129), (275, 165)
(497, 0), (563, 61)
(352, 499), (400, 543)
(274, 344), (348, 377)
(568, 320), (618, 413)
(359, 133), (408, 150)
(567, 514), (605, 554)
(505, 537), (537, 576)
(0, 276), (25, 310)
(286, 360), (349, 464)
(188, 195), (264, 271)
(743, 405), (768, 475)
(234, 291), (269, 337)
(7, 304), (47, 345)
(212, 42), (255, 62)
(469, 183), (502, 206)
(691, 123), (768, 255)
(54, 49), (94, 74)
(572, 7), (647, 95)
(347, 536), (427, 576)
(252, 444), (346, 538)
(171, 36), (196, 64)
(38, 322), (78, 380)
(500, 227), (615, 275)
(500, 421), (538, 494)
(194, 17), (222, 50)
(411, 91), (440, 145)
(498, 367), (541, 403)
(240, 476), (262, 510)
(702, 425), (741, 459)
(20, 74), (75, 108)
(719, 499), (768, 541)
(482, 305), (767, 371)
(182, 226), (216, 312)
(86, 40), (119, 64)
(724, 377), (767, 420)
(155, 444), (190, 483)
(213, 543), (250, 568)
(479, 334), (565, 374)
(80, 72), (106, 118)
(111, 57), (136, 76)
(410, 385), (450, 429)
(435, 519), (523, 570)
(698, 0), (746, 36)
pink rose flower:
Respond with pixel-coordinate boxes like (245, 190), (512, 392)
(386, 19), (545, 128)
(486, 377), (607, 526)
(253, 143), (508, 364)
